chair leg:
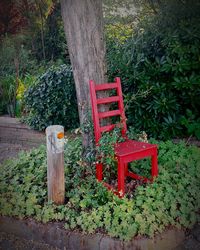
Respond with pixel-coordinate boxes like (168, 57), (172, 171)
(96, 163), (103, 181)
(151, 149), (158, 179)
(124, 163), (128, 176)
(117, 158), (125, 197)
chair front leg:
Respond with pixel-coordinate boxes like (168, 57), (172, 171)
(124, 162), (128, 176)
(96, 163), (103, 181)
(151, 148), (158, 180)
(117, 157), (125, 197)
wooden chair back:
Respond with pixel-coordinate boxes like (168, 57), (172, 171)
(89, 77), (127, 143)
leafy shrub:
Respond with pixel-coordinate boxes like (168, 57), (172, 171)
(24, 64), (79, 130)
(0, 137), (199, 240)
(106, 1), (200, 139)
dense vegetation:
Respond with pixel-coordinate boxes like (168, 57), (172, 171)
(0, 137), (199, 240)
(106, 1), (200, 139)
(0, 0), (199, 140)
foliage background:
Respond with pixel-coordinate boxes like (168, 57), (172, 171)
(106, 0), (200, 139)
(0, 0), (200, 139)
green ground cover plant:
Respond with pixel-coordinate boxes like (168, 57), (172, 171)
(0, 137), (199, 240)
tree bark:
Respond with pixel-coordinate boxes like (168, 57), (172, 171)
(61, 0), (106, 155)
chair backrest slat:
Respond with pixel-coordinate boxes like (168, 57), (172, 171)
(97, 96), (120, 104)
(89, 77), (127, 143)
(100, 124), (118, 133)
(98, 110), (121, 119)
(95, 83), (117, 91)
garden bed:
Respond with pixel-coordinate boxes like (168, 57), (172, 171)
(0, 138), (199, 244)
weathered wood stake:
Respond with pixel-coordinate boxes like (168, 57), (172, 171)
(46, 125), (65, 205)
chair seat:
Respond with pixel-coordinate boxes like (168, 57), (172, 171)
(115, 139), (157, 157)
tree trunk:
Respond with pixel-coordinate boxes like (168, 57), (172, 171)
(61, 0), (106, 155)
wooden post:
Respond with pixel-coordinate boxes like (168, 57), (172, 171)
(46, 125), (65, 205)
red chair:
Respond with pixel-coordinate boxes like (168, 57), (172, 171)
(89, 77), (158, 197)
